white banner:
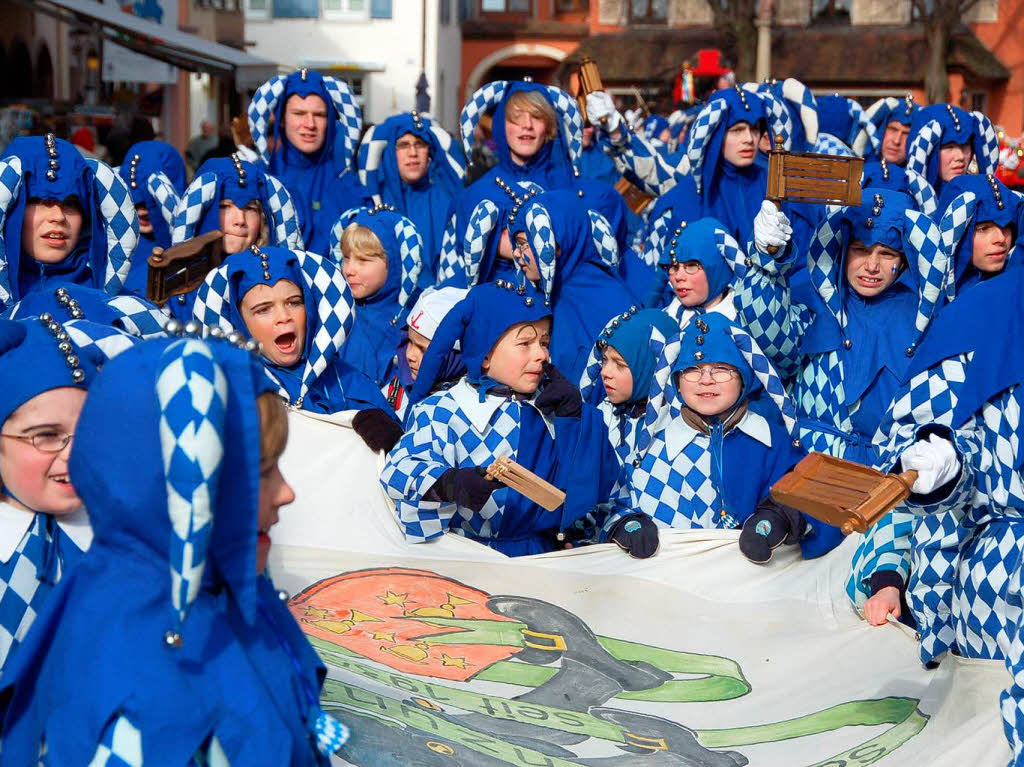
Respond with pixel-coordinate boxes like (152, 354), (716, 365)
(269, 410), (1012, 766)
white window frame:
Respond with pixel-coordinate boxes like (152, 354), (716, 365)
(244, 0), (269, 20)
(322, 0), (369, 21)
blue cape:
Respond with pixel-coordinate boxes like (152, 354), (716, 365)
(0, 338), (335, 765)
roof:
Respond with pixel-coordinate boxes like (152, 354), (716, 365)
(20, 0), (277, 88)
(558, 25), (1008, 87)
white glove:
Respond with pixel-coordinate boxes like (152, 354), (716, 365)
(623, 108), (644, 132)
(752, 200), (793, 255)
(586, 91), (622, 134)
(901, 434), (960, 495)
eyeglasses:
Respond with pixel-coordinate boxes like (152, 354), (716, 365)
(395, 139), (428, 152)
(679, 365), (737, 383)
(666, 262), (704, 275)
(0, 432), (74, 453)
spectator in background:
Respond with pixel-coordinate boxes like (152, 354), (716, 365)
(185, 119), (217, 174)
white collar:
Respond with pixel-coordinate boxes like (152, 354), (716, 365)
(0, 501), (92, 564)
(448, 378), (556, 439)
(667, 289), (737, 325)
(661, 406), (773, 461)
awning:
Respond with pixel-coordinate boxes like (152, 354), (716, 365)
(18, 0), (278, 89)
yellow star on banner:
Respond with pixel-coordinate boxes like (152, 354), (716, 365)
(440, 654), (469, 669)
(378, 590), (409, 607)
(372, 631), (397, 643)
(302, 607), (329, 621)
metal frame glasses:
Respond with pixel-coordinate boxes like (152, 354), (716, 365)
(0, 432), (74, 453)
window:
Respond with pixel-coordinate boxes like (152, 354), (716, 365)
(321, 0), (367, 18)
(629, 0), (666, 24)
(272, 0), (318, 16)
(325, 70), (366, 106)
(480, 0), (530, 14)
(555, 0), (587, 12)
(439, 0), (451, 24)
(970, 91), (987, 114)
(370, 0), (391, 17)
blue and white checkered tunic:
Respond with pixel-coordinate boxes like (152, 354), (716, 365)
(381, 379), (556, 545)
(0, 505), (89, 675)
(734, 201), (945, 608)
(873, 348), (1024, 764)
(88, 713), (233, 766)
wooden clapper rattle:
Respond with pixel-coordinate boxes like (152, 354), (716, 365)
(485, 456), (566, 512)
(764, 134), (864, 253)
(771, 454), (918, 535)
(575, 56), (655, 216)
(147, 230), (225, 306)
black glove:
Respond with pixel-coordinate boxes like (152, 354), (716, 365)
(534, 364), (583, 418)
(608, 514), (659, 559)
(739, 498), (804, 564)
(430, 467), (504, 511)
(352, 408), (404, 453)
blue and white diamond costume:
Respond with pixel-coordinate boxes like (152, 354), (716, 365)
(734, 187), (947, 609)
(358, 112), (465, 287)
(906, 103), (999, 200)
(193, 244), (392, 414)
(167, 155), (303, 320)
(853, 94), (919, 163)
(603, 313), (839, 556)
(0, 335), (348, 765)
(509, 189), (638, 385)
(330, 205), (424, 389)
(248, 69), (371, 256)
(578, 307), (679, 469)
(0, 316), (136, 674)
(116, 140), (186, 297)
(381, 281), (618, 557)
(0, 135), (138, 311)
(4, 283), (168, 339)
(871, 255), (1024, 765)
(439, 81), (629, 290)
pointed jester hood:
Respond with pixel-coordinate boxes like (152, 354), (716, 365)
(905, 103), (999, 195)
(0, 134), (138, 307)
(117, 140), (186, 249)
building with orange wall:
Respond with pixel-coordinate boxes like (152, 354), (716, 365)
(460, 0), (1024, 136)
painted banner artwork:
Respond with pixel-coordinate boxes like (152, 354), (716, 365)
(269, 411), (1013, 766)
(289, 567), (928, 767)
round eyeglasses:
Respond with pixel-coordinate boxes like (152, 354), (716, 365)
(679, 365), (737, 383)
(0, 432), (74, 453)
(665, 261), (704, 275)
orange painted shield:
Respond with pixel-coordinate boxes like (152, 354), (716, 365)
(290, 567), (520, 682)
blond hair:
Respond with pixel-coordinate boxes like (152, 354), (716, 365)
(340, 223), (387, 261)
(257, 392), (288, 463)
(504, 90), (558, 142)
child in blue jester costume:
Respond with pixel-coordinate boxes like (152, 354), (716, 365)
(860, 158), (937, 218)
(0, 134), (138, 311)
(508, 188), (639, 386)
(599, 313), (834, 562)
(439, 80), (630, 291)
(116, 140), (186, 297)
(578, 306), (679, 470)
(0, 315), (137, 673)
(0, 332), (350, 764)
(332, 204), (423, 391)
(167, 154), (303, 320)
(866, 251), (1024, 766)
(382, 281), (618, 557)
(906, 103), (1000, 200)
(934, 172), (1022, 304)
(390, 285), (468, 425)
(643, 216), (743, 329)
(358, 111), (466, 287)
(855, 94), (919, 165)
(192, 245), (402, 453)
(248, 69), (372, 256)
(737, 187), (947, 627)
(815, 94), (878, 158)
(4, 283), (168, 339)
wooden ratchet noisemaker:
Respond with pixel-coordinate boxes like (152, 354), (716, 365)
(485, 456), (566, 512)
(770, 453), (917, 535)
(147, 229), (225, 306)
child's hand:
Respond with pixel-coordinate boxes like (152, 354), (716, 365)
(753, 200), (792, 256)
(609, 514), (659, 559)
(352, 408), (404, 453)
(738, 499), (803, 564)
(432, 467), (503, 511)
(535, 364), (583, 418)
(862, 586), (901, 626)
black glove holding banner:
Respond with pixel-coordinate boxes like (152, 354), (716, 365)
(430, 467), (504, 512)
(352, 409), (405, 453)
(609, 514), (660, 559)
(739, 498), (804, 564)
(535, 363), (583, 419)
